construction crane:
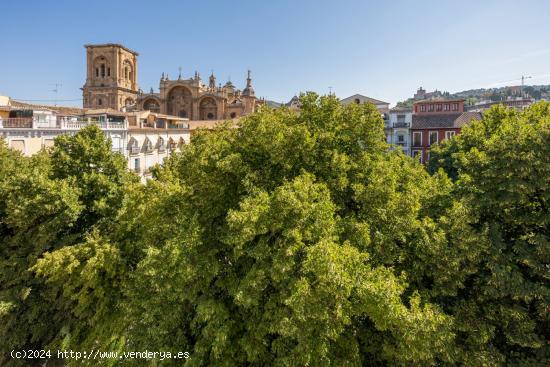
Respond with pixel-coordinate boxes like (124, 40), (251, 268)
(521, 75), (532, 87)
(491, 76), (532, 98)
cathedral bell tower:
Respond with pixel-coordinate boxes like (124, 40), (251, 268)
(82, 44), (139, 111)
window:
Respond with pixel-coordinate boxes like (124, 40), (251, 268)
(134, 158), (140, 172)
(98, 98), (102, 106)
(230, 112), (237, 118)
(95, 68), (99, 77)
(429, 131), (438, 145)
(397, 134), (404, 142)
(101, 64), (105, 77)
(452, 103), (458, 111)
(420, 105), (426, 112)
(413, 132), (422, 146)
(107, 68), (110, 77)
(428, 104), (434, 112)
(144, 138), (153, 152)
(445, 131), (456, 140)
(207, 112), (214, 120)
(436, 104), (442, 111)
(397, 114), (405, 123)
(444, 104), (449, 111)
(354, 98), (361, 104)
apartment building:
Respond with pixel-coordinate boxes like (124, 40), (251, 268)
(387, 107), (412, 155)
(410, 99), (481, 163)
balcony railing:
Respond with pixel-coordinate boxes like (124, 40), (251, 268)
(0, 118), (33, 128)
(395, 142), (408, 147)
(1, 117), (127, 130)
(133, 167), (141, 174)
(393, 122), (410, 128)
(129, 146), (141, 155)
(158, 145), (166, 153)
(60, 119), (126, 130)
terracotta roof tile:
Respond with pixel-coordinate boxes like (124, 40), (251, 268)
(454, 112), (482, 127)
(10, 100), (84, 116)
(412, 112), (482, 129)
(412, 113), (462, 129)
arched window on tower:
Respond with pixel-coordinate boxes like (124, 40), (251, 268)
(98, 98), (102, 106)
(101, 64), (106, 78)
(96, 68), (99, 77)
(125, 67), (129, 79)
(107, 68), (110, 77)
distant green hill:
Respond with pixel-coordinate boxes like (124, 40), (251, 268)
(397, 84), (550, 107)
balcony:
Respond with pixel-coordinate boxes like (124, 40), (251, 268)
(0, 117), (127, 130)
(0, 118), (33, 128)
(158, 145), (166, 153)
(395, 142), (408, 147)
(393, 122), (410, 128)
(168, 123), (189, 129)
(133, 167), (141, 174)
(129, 146), (141, 155)
(60, 119), (126, 130)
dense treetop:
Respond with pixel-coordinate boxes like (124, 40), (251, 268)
(0, 95), (548, 366)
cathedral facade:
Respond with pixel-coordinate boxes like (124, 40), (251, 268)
(82, 44), (260, 120)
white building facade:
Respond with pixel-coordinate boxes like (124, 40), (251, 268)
(0, 98), (191, 181)
(0, 110), (127, 156)
(387, 107), (412, 155)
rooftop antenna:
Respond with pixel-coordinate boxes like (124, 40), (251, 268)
(50, 83), (62, 106)
(328, 86), (333, 96)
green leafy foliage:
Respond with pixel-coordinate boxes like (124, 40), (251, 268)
(1, 97), (548, 366)
(0, 126), (137, 366)
(430, 102), (550, 365)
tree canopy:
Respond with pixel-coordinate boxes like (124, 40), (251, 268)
(0, 96), (548, 366)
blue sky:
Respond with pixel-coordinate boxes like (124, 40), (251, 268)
(1, 0), (550, 106)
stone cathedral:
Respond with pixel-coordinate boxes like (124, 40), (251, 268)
(82, 43), (260, 120)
